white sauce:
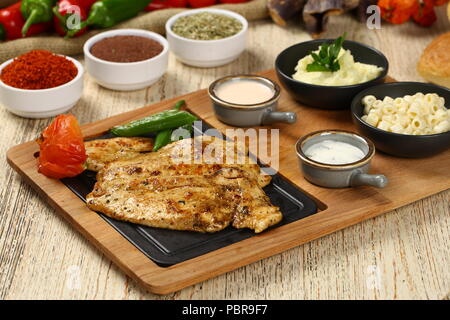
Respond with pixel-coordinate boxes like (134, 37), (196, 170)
(215, 79), (274, 105)
(304, 140), (365, 165)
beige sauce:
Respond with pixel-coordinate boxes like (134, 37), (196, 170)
(215, 80), (274, 105)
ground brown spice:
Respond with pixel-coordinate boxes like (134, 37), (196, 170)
(90, 35), (164, 63)
(0, 50), (78, 90)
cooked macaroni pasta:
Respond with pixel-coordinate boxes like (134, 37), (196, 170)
(361, 93), (450, 135)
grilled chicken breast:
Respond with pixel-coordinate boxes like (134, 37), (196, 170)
(86, 136), (281, 233)
(84, 137), (153, 171)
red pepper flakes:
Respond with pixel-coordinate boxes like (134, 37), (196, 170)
(0, 50), (78, 90)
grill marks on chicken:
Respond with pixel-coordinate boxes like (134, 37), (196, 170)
(84, 137), (154, 172)
(86, 136), (281, 233)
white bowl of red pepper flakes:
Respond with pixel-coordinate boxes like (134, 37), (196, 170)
(0, 50), (84, 119)
(83, 29), (169, 91)
(166, 8), (248, 68)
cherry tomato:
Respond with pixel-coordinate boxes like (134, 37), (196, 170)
(37, 114), (87, 179)
(218, 0), (248, 3)
(188, 0), (216, 8)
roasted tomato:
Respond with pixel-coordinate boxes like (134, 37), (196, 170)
(413, 0), (437, 26)
(378, 0), (419, 24)
(188, 0), (216, 8)
(432, 0), (448, 5)
(37, 114), (87, 179)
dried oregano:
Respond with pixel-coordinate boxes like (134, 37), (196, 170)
(171, 12), (243, 40)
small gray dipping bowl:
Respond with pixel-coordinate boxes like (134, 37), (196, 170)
(295, 130), (388, 188)
(208, 75), (297, 127)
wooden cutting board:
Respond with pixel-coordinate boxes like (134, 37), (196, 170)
(6, 69), (450, 295)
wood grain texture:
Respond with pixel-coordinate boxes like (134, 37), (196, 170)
(1, 8), (449, 299)
(6, 70), (450, 295)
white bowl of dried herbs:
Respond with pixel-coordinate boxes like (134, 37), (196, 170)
(166, 8), (248, 68)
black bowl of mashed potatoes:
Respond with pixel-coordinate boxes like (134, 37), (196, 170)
(275, 39), (388, 110)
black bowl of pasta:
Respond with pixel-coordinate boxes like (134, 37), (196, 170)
(351, 82), (450, 158)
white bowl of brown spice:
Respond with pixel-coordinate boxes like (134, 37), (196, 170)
(84, 29), (169, 91)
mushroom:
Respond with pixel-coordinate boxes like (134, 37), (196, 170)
(267, 0), (306, 27)
(302, 0), (360, 37)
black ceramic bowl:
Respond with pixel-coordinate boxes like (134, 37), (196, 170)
(275, 39), (389, 109)
(351, 82), (450, 158)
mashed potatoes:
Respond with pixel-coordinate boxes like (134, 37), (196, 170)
(292, 48), (383, 86)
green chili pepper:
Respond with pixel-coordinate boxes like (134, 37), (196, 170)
(21, 0), (56, 36)
(171, 122), (194, 142)
(111, 110), (197, 137)
(153, 129), (172, 152)
(173, 99), (185, 111)
(66, 0), (151, 37)
(152, 100), (190, 151)
(153, 121), (195, 151)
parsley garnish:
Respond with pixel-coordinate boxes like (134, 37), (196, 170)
(306, 33), (346, 73)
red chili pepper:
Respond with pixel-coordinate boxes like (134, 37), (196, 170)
(0, 2), (51, 41)
(77, 0), (97, 10)
(144, 0), (187, 11)
(188, 0), (216, 8)
(219, 0), (249, 3)
(169, 0), (188, 7)
(53, 0), (88, 37)
(145, 0), (172, 11)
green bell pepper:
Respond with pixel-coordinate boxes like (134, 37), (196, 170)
(152, 100), (194, 151)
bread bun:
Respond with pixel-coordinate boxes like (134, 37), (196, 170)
(447, 2), (450, 22)
(417, 32), (450, 89)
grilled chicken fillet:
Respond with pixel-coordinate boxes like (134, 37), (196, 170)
(86, 136), (281, 233)
(84, 137), (154, 171)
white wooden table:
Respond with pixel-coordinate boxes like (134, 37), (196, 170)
(0, 7), (449, 299)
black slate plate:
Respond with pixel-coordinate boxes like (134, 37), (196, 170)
(62, 121), (317, 267)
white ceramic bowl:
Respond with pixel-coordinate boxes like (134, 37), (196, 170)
(0, 56), (84, 118)
(84, 29), (169, 91)
(166, 8), (248, 68)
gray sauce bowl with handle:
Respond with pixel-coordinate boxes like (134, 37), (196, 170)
(295, 130), (388, 188)
(208, 75), (297, 127)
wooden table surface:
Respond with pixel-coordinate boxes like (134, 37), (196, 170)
(1, 7), (449, 300)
